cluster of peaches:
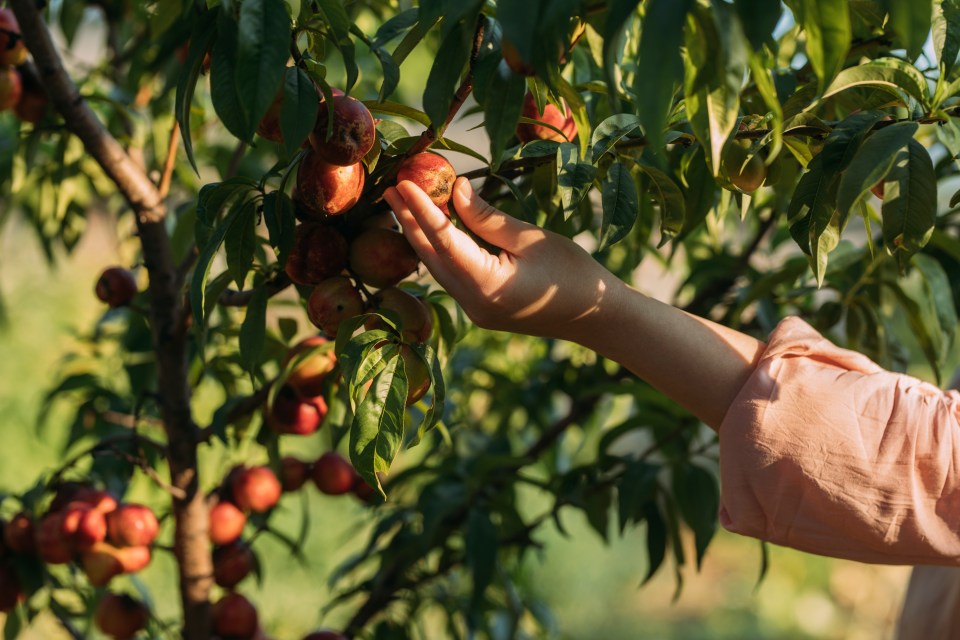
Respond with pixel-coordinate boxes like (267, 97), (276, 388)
(0, 484), (158, 638)
(0, 9), (49, 124)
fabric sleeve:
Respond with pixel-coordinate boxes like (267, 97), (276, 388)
(718, 316), (960, 565)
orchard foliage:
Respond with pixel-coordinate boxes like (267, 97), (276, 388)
(2, 0), (960, 637)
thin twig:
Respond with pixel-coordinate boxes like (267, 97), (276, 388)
(158, 121), (181, 199)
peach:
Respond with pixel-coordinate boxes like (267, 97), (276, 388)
(95, 268), (138, 308)
(310, 94), (376, 166)
(0, 66), (22, 112)
(348, 228), (420, 289)
(213, 540), (255, 588)
(266, 383), (326, 436)
(306, 276), (365, 337)
(3, 512), (35, 553)
(396, 153), (457, 208)
(284, 222), (348, 285)
(366, 287), (433, 343)
(283, 336), (337, 398)
(400, 345), (431, 406)
(209, 499), (246, 546)
(0, 9), (26, 66)
(106, 504), (159, 548)
(212, 593), (259, 640)
(257, 88), (285, 143)
(279, 456), (312, 492)
(80, 542), (125, 586)
(95, 592), (149, 640)
(231, 466), (282, 513)
(36, 513), (73, 564)
(297, 149), (365, 217)
(516, 92), (577, 143)
(312, 452), (358, 495)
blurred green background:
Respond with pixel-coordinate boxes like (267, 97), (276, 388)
(0, 202), (911, 639)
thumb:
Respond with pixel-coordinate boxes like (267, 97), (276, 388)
(452, 177), (539, 251)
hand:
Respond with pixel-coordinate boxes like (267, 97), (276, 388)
(383, 177), (625, 343)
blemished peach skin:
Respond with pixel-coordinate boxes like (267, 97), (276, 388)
(384, 178), (960, 565)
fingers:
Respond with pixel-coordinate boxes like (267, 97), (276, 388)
(451, 177), (542, 251)
(383, 185), (494, 296)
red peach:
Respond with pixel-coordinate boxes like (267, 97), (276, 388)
(283, 336), (338, 398)
(95, 592), (149, 640)
(312, 452), (358, 496)
(36, 513), (73, 564)
(209, 500), (247, 546)
(267, 384), (327, 436)
(348, 228), (420, 289)
(107, 504), (159, 548)
(213, 540), (255, 588)
(284, 222), (349, 286)
(396, 153), (457, 208)
(366, 287), (433, 343)
(212, 593), (259, 640)
(310, 94), (376, 166)
(306, 276), (365, 337)
(95, 268), (138, 308)
(297, 149), (365, 217)
(279, 456), (312, 492)
(516, 92), (577, 143)
(0, 66), (22, 112)
(231, 467), (282, 513)
(80, 542), (125, 586)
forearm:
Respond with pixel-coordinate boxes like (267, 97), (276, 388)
(564, 279), (765, 430)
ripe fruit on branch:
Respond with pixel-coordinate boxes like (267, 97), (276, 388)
(214, 540), (255, 588)
(366, 287), (433, 343)
(81, 542), (151, 586)
(400, 345), (431, 406)
(284, 223), (348, 286)
(306, 276), (365, 337)
(61, 502), (108, 551)
(209, 499), (247, 546)
(212, 593), (259, 640)
(0, 562), (22, 613)
(73, 487), (119, 514)
(95, 592), (149, 640)
(0, 10), (27, 66)
(396, 153), (457, 208)
(296, 149), (365, 217)
(0, 66), (22, 112)
(231, 466), (282, 513)
(348, 228), (420, 289)
(279, 456), (312, 492)
(721, 142), (766, 193)
(106, 504), (159, 547)
(3, 512), (35, 553)
(309, 93), (376, 166)
(95, 267), (138, 308)
(13, 69), (49, 124)
(267, 383), (327, 436)
(351, 477), (377, 503)
(516, 92), (577, 143)
(312, 452), (358, 495)
(283, 336), (338, 398)
(36, 513), (73, 564)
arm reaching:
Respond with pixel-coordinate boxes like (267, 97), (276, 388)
(383, 177), (764, 429)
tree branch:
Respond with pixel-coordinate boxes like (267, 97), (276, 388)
(10, 3), (212, 638)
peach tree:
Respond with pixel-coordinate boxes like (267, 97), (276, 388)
(1, 0), (960, 637)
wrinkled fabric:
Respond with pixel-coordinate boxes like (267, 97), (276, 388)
(718, 316), (960, 565)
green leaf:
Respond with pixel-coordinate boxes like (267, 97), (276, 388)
(933, 0), (960, 77)
(733, 0), (783, 49)
(672, 463), (718, 569)
(617, 461), (659, 533)
(409, 343), (445, 446)
(787, 154), (839, 283)
(211, 12), (251, 141)
(280, 67), (320, 156)
(465, 509), (498, 605)
(818, 58), (929, 108)
(799, 0), (851, 94)
(423, 16), (474, 130)
(235, 0), (291, 141)
(880, 139), (937, 269)
(836, 122), (918, 230)
(885, 0), (932, 60)
(190, 204), (242, 339)
(482, 62), (526, 169)
(818, 110), (887, 174)
(641, 501), (667, 585)
(600, 162), (639, 250)
(225, 198), (259, 289)
(590, 114), (641, 164)
(366, 101), (431, 127)
(556, 143), (598, 218)
(637, 164), (685, 245)
(602, 0), (642, 105)
(315, 0), (359, 91)
(350, 347), (407, 497)
(239, 285), (268, 375)
(634, 0), (692, 157)
(175, 11), (218, 174)
(373, 8), (419, 46)
(262, 190), (296, 265)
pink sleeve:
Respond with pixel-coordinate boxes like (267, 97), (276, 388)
(719, 316), (960, 565)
